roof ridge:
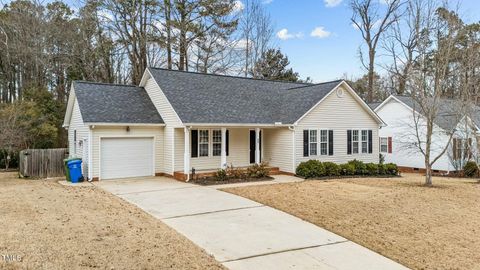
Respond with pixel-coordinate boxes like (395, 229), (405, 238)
(148, 67), (312, 85)
(74, 80), (139, 88)
(286, 79), (343, 90)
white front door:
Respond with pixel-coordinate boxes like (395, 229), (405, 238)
(100, 137), (154, 180)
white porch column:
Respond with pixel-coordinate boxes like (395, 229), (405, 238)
(184, 127), (190, 180)
(221, 127), (227, 169)
(255, 128), (261, 164)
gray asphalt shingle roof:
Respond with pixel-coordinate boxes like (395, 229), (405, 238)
(148, 68), (343, 124)
(74, 81), (164, 124)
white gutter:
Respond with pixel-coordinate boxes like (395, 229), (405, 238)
(85, 122), (165, 127)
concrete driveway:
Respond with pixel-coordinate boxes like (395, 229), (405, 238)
(95, 177), (408, 270)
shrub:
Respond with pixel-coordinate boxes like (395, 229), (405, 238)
(214, 169), (228, 181)
(340, 163), (355, 175)
(378, 163), (387, 175)
(385, 163), (398, 175)
(247, 162), (270, 178)
(365, 163), (379, 175)
(226, 165), (247, 179)
(463, 161), (479, 178)
(323, 162), (340, 176)
(296, 160), (325, 178)
(348, 160), (367, 175)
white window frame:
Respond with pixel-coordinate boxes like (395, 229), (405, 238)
(380, 137), (388, 153)
(352, 130), (359, 154)
(309, 129), (318, 156)
(198, 129), (209, 157)
(361, 130), (368, 153)
(320, 130), (328, 156)
(212, 129), (222, 156)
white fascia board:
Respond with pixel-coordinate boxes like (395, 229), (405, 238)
(86, 123), (165, 127)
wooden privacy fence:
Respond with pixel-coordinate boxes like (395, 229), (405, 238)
(19, 148), (69, 178)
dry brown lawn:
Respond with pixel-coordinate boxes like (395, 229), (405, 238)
(0, 172), (223, 270)
(224, 173), (480, 270)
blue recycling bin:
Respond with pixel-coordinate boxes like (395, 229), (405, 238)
(67, 159), (83, 183)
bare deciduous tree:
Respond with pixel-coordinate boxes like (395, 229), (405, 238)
(406, 7), (466, 186)
(351, 0), (402, 102)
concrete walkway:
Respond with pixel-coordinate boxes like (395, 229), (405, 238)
(95, 176), (408, 270)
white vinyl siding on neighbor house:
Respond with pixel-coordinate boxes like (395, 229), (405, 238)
(295, 85), (379, 167)
(376, 98), (454, 171)
(91, 126), (164, 179)
(263, 128), (294, 173)
(144, 76), (182, 126)
(68, 98), (90, 175)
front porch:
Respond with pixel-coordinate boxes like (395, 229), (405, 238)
(172, 126), (290, 181)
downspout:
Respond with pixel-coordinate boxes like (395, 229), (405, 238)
(87, 126), (93, 182)
(289, 125), (296, 174)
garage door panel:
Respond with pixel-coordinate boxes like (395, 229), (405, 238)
(101, 137), (154, 180)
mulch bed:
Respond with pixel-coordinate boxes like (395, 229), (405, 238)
(192, 176), (274, 186)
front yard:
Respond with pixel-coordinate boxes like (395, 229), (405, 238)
(224, 173), (480, 270)
(0, 172), (223, 269)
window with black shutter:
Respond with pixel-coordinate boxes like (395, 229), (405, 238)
(191, 130), (198, 158)
(303, 130), (309, 157)
(347, 130), (352, 154)
(226, 130), (229, 156)
(328, 130), (334, 156)
(368, 130), (373, 153)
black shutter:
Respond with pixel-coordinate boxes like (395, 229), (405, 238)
(328, 130), (334, 156)
(347, 130), (352, 155)
(191, 130), (198, 158)
(303, 130), (309, 157)
(226, 130), (229, 156)
(368, 130), (373, 153)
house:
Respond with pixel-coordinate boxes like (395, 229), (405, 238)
(372, 95), (479, 173)
(63, 68), (385, 181)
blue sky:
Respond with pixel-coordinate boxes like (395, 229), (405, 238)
(261, 0), (480, 82)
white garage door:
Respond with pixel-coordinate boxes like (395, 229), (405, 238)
(100, 137), (154, 180)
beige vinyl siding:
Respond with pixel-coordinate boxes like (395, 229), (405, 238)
(91, 126), (164, 179)
(144, 76), (183, 126)
(174, 128), (184, 172)
(263, 128), (294, 173)
(163, 126), (175, 174)
(175, 128), (251, 172)
(295, 85), (379, 167)
(68, 99), (90, 175)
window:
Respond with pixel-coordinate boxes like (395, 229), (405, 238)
(309, 130), (318, 156)
(361, 130), (368, 153)
(212, 130), (222, 156)
(199, 130), (209, 157)
(380, 137), (388, 153)
(320, 130), (328, 155)
(352, 130), (359, 154)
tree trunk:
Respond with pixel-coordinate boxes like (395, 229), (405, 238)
(164, 0), (172, 69)
(368, 49), (375, 103)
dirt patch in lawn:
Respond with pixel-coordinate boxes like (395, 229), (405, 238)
(0, 172), (223, 270)
(223, 174), (480, 270)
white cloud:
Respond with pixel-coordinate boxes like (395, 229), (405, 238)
(324, 0), (343, 7)
(276, 28), (303, 40)
(310, 27), (331, 39)
(263, 0), (274, 4)
(233, 0), (244, 12)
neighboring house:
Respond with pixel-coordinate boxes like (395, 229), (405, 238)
(372, 95), (479, 172)
(63, 68), (385, 181)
